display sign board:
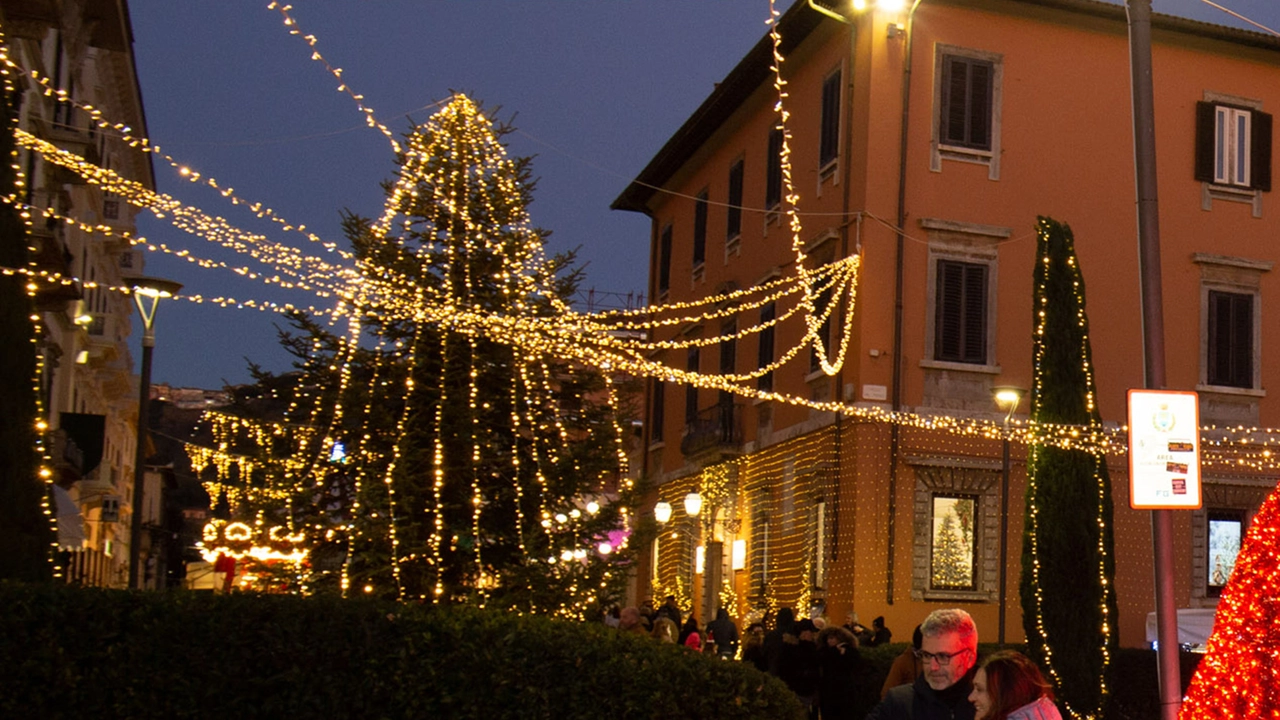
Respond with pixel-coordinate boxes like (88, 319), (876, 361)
(1128, 389), (1201, 509)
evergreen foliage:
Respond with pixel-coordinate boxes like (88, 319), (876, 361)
(0, 84), (51, 582)
(0, 582), (803, 719)
(1020, 217), (1119, 719)
(200, 95), (641, 617)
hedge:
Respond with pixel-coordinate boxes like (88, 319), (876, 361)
(0, 582), (803, 719)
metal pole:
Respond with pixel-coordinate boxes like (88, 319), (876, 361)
(999, 433), (1011, 645)
(128, 330), (154, 590)
(1126, 2), (1179, 717)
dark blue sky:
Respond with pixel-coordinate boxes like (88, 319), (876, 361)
(125, 1), (1273, 389)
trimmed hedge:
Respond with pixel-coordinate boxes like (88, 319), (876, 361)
(0, 582), (803, 719)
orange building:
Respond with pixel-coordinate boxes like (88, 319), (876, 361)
(613, 0), (1280, 648)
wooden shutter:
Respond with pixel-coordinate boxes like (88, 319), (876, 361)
(1194, 101), (1215, 183)
(692, 191), (708, 266)
(1252, 110), (1272, 191)
(820, 71), (842, 166)
(658, 225), (672, 293)
(1208, 290), (1253, 388)
(935, 260), (987, 364)
(727, 160), (744, 239)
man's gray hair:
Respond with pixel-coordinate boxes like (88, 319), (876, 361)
(921, 608), (978, 650)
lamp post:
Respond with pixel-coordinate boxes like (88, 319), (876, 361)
(992, 385), (1025, 645)
(126, 276), (182, 590)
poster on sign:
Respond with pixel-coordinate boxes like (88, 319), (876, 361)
(1127, 389), (1202, 509)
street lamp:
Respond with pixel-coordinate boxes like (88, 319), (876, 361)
(126, 275), (182, 590)
(992, 385), (1025, 644)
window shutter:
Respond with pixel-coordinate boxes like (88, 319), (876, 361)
(943, 58), (967, 146)
(1194, 101), (1215, 183)
(1252, 110), (1272, 191)
(969, 63), (992, 149)
(658, 225), (672, 293)
(1231, 293), (1254, 386)
(936, 261), (963, 361)
(962, 264), (987, 363)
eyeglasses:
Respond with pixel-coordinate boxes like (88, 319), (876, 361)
(916, 649), (970, 666)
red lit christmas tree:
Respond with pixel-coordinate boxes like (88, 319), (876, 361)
(1180, 482), (1280, 718)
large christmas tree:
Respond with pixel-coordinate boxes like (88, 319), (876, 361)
(1179, 483), (1280, 718)
(194, 95), (638, 618)
(1020, 217), (1119, 719)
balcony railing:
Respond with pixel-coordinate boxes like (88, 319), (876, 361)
(680, 402), (744, 457)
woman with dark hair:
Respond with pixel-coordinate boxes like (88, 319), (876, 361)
(968, 651), (1062, 720)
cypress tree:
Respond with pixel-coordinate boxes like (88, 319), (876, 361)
(1020, 217), (1119, 718)
(0, 83), (52, 581)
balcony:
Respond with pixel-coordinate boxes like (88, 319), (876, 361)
(680, 402), (744, 461)
(28, 230), (81, 310)
(84, 313), (123, 364)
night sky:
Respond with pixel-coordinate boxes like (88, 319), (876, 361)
(123, 1), (1273, 389)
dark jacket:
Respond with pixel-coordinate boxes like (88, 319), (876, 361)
(865, 671), (976, 720)
(816, 630), (863, 720)
(706, 608), (739, 657)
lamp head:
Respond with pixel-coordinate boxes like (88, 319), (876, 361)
(992, 386), (1025, 411)
(654, 501), (673, 525)
(684, 492), (703, 518)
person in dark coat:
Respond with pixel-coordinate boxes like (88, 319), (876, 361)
(865, 608), (978, 720)
(678, 615), (700, 647)
(741, 622), (767, 671)
(656, 594), (682, 627)
(816, 624), (863, 720)
(779, 618), (821, 719)
(706, 607), (739, 658)
(869, 615), (893, 646)
(764, 606), (796, 677)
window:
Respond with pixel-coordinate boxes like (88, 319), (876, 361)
(931, 45), (1003, 179)
(1206, 509), (1244, 598)
(1207, 290), (1253, 388)
(692, 190), (708, 269)
(719, 318), (737, 385)
(1195, 101), (1272, 191)
(650, 380), (665, 444)
(1194, 254), (1269, 407)
(657, 224), (672, 296)
(766, 128), (783, 211)
(934, 260), (988, 365)
(685, 347), (700, 424)
(940, 55), (992, 151)
(819, 69), (842, 170)
(909, 459), (999, 601)
(758, 302), (776, 392)
(930, 494), (978, 590)
(727, 159), (744, 247)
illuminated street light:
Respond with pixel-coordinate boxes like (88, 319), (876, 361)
(125, 275), (182, 590)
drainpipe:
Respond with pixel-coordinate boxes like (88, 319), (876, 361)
(887, 0), (924, 606)
(833, 12), (858, 572)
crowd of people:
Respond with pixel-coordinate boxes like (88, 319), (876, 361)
(608, 598), (1063, 720)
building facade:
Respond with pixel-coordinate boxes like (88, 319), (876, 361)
(614, 0), (1280, 648)
(3, 0), (157, 587)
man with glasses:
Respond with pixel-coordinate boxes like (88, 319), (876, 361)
(866, 608), (978, 720)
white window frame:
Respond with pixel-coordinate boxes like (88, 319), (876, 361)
(1215, 105), (1252, 188)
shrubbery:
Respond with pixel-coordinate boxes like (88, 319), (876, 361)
(0, 582), (802, 719)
